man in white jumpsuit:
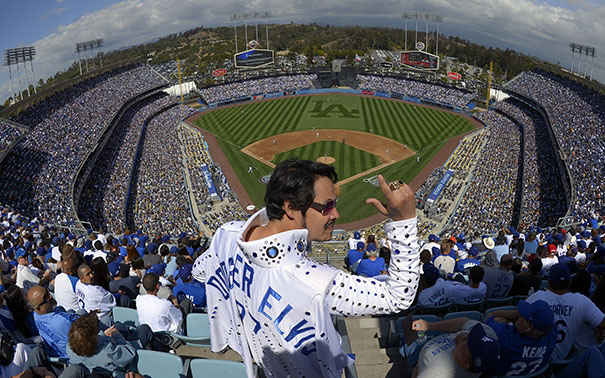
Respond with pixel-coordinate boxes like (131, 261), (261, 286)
(192, 158), (420, 377)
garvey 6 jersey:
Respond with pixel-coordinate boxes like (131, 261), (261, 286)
(527, 290), (605, 360)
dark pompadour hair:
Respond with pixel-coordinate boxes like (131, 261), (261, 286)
(265, 158), (337, 221)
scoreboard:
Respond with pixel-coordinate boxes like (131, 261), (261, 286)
(400, 51), (439, 70)
(234, 49), (274, 69)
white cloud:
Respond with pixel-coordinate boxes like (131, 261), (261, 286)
(1, 0), (604, 101)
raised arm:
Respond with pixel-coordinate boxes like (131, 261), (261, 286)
(324, 175), (420, 315)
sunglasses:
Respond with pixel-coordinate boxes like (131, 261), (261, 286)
(37, 293), (51, 309)
(308, 198), (338, 216)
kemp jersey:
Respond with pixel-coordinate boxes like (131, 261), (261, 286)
(486, 317), (557, 376)
(527, 290), (605, 360)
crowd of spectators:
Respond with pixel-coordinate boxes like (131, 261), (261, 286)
(447, 111), (522, 233)
(0, 65), (166, 226)
(443, 131), (486, 175)
(506, 69), (605, 221)
(0, 119), (27, 158)
(199, 74), (317, 104)
(492, 98), (567, 227)
(130, 105), (198, 236)
(356, 75), (475, 107)
(78, 93), (176, 232)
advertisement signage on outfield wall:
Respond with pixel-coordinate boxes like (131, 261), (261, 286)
(264, 91), (283, 99)
(361, 90), (374, 95)
(447, 72), (461, 80)
(375, 91), (390, 98)
(234, 49), (274, 69)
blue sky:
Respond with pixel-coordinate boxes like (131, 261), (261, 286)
(1, 0), (604, 102)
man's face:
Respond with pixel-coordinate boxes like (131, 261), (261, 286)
(80, 266), (94, 284)
(303, 176), (339, 242)
(452, 332), (473, 370)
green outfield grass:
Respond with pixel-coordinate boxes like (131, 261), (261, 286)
(272, 141), (382, 181)
(194, 94), (473, 223)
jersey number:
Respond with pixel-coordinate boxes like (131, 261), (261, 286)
(492, 284), (510, 297)
(506, 358), (543, 376)
(555, 319), (567, 343)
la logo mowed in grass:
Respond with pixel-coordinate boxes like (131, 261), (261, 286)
(308, 100), (360, 119)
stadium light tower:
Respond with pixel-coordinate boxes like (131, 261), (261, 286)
(3, 46), (37, 101)
(401, 12), (442, 55)
(230, 10), (272, 53)
(569, 42), (597, 79)
(75, 39), (104, 75)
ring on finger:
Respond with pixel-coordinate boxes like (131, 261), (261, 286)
(389, 181), (400, 191)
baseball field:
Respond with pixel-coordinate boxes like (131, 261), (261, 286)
(191, 94), (475, 224)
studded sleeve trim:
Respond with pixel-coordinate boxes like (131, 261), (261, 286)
(324, 217), (419, 316)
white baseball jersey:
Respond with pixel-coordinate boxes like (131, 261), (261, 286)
(445, 281), (486, 304)
(417, 278), (450, 306)
(136, 294), (183, 333)
(75, 281), (116, 326)
(54, 272), (80, 312)
(347, 236), (365, 250)
(16, 265), (40, 293)
(527, 290), (605, 359)
(434, 255), (455, 274)
(192, 208), (420, 378)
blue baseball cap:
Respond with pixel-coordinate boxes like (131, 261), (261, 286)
(147, 243), (158, 253)
(354, 231), (361, 239)
(517, 300), (554, 331)
(147, 263), (166, 276)
(16, 248), (27, 258)
(428, 234), (437, 242)
(549, 263), (571, 283)
(467, 323), (501, 372)
(366, 243), (376, 252)
(577, 240), (587, 250)
(107, 261), (120, 277)
(176, 264), (193, 281)
(356, 241), (365, 250)
(469, 246), (479, 257)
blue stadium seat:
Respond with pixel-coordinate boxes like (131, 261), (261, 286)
(414, 303), (451, 317)
(189, 359), (247, 378)
(168, 313), (211, 347)
(484, 306), (516, 320)
(136, 350), (185, 378)
(112, 306), (139, 327)
(486, 297), (514, 308)
(443, 310), (483, 322)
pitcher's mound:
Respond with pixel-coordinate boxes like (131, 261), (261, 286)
(317, 156), (335, 164)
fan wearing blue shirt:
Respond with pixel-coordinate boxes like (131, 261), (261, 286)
(454, 246), (481, 274)
(356, 244), (386, 277)
(346, 242), (365, 272)
(173, 264), (206, 308)
(28, 285), (79, 358)
(484, 300), (557, 376)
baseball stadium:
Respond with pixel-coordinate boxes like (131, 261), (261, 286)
(0, 8), (604, 378)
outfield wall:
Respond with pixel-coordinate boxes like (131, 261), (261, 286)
(207, 87), (468, 115)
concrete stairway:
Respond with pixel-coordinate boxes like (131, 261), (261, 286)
(345, 316), (411, 378)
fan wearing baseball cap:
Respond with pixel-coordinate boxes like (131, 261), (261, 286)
(485, 299), (557, 376)
(409, 316), (501, 377)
